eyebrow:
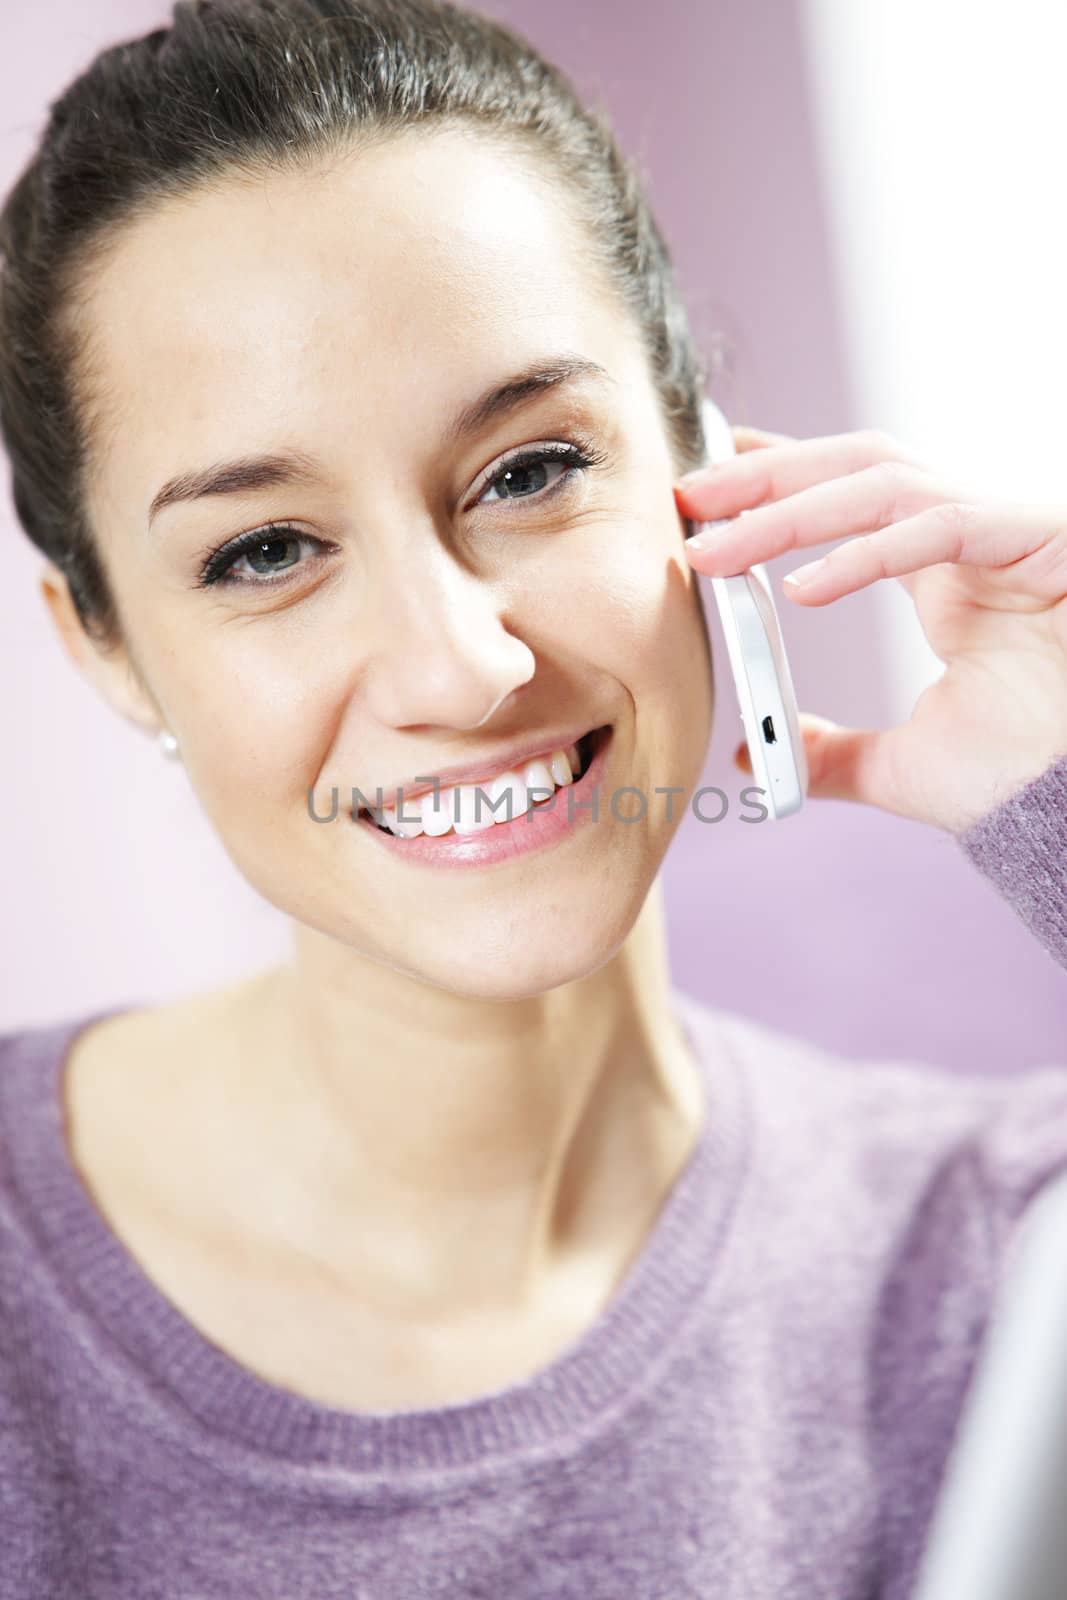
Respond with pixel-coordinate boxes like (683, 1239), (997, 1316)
(145, 353), (615, 529)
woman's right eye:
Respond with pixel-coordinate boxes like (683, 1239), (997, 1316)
(196, 524), (324, 589)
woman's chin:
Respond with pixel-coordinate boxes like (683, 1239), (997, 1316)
(392, 919), (634, 1005)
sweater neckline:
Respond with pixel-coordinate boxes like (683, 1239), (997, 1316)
(7, 988), (749, 1484)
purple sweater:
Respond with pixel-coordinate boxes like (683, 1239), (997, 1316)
(2, 757), (1067, 1600)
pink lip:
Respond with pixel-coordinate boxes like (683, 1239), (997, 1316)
(355, 723), (599, 816)
(351, 725), (614, 869)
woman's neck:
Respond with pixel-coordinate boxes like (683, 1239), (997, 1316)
(208, 880), (706, 1323)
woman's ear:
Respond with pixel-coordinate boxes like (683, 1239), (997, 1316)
(38, 561), (166, 740)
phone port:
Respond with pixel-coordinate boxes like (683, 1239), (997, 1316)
(761, 715), (777, 744)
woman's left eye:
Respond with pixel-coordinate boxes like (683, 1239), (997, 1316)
(476, 441), (603, 507)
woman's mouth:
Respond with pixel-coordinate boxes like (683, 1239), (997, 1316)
(351, 723), (614, 870)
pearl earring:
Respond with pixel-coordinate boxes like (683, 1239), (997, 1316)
(158, 729), (181, 761)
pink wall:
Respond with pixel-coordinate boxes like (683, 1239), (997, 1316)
(2, 0), (1063, 1071)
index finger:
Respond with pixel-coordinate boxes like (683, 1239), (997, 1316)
(674, 428), (925, 521)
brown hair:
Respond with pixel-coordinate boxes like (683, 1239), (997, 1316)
(0, 0), (711, 653)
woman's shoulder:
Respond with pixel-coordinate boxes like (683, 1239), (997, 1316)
(0, 1002), (155, 1096)
(0, 987), (242, 1193)
(0, 972), (278, 1078)
(0, 1006), (144, 1201)
(0, 1005), (128, 1079)
(676, 986), (1067, 1246)
(0, 987), (251, 1285)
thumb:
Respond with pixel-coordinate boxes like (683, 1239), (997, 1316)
(733, 711), (890, 808)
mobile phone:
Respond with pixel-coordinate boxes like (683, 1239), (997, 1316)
(692, 396), (808, 821)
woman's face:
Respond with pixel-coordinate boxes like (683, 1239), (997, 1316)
(68, 129), (714, 1000)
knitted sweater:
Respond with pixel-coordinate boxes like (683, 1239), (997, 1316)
(2, 757), (1066, 1600)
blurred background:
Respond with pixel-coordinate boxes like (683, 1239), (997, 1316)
(2, 0), (1065, 1070)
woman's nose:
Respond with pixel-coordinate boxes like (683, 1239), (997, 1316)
(359, 547), (536, 730)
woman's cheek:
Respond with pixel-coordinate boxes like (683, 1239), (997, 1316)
(172, 632), (339, 820)
(578, 512), (697, 681)
(508, 509), (679, 647)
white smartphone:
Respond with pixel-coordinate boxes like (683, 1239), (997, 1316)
(693, 396), (808, 821)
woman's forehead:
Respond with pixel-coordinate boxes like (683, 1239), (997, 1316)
(86, 134), (594, 350)
(77, 133), (619, 449)
(74, 141), (641, 534)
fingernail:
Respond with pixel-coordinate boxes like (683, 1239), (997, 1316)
(676, 468), (715, 489)
(784, 557), (827, 587)
(685, 516), (734, 552)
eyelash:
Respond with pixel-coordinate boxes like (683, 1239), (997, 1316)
(193, 436), (610, 590)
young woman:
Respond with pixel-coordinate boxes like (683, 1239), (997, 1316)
(1, 2), (1065, 1595)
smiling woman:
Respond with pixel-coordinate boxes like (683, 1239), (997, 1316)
(0, 0), (725, 1585)
(3, 2), (1067, 1598)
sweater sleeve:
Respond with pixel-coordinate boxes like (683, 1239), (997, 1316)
(956, 751), (1067, 972)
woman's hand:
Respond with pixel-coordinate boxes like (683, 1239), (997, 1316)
(674, 425), (1067, 835)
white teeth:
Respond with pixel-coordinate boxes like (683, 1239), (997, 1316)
(525, 758), (556, 803)
(368, 743), (585, 840)
(418, 790), (453, 837)
(482, 768), (531, 830)
(551, 750), (573, 787)
(452, 781), (500, 836)
(377, 801), (424, 839)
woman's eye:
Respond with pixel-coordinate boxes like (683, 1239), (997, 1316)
(475, 440), (604, 508)
(195, 439), (608, 590)
(478, 451), (572, 505)
(232, 531), (305, 578)
(196, 526), (322, 589)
